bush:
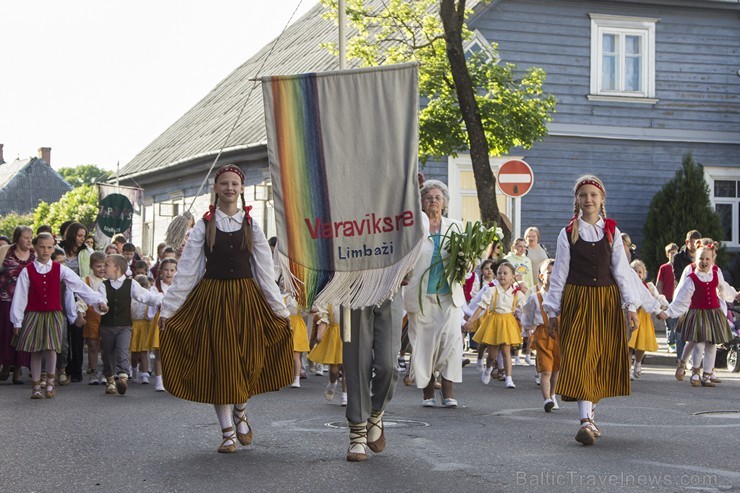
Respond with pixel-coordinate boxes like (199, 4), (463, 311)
(33, 185), (98, 235)
(0, 212), (35, 239)
(642, 153), (724, 276)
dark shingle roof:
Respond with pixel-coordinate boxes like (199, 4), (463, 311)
(0, 158), (73, 215)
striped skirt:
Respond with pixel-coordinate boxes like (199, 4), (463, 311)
(161, 277), (293, 405)
(556, 284), (630, 403)
(676, 307), (733, 344)
(14, 311), (65, 353)
(628, 308), (658, 352)
(290, 315), (310, 353)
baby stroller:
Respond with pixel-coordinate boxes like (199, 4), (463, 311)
(717, 304), (740, 372)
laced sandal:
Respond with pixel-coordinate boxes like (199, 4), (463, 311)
(232, 407), (253, 446)
(689, 368), (702, 387)
(218, 427), (237, 453)
(346, 421), (368, 462)
(675, 360), (686, 381)
(575, 418), (596, 446)
(708, 372), (722, 384)
(366, 410), (386, 453)
(44, 375), (56, 399)
(30, 381), (43, 399)
(701, 372), (716, 387)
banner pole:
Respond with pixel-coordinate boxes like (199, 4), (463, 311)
(338, 0), (346, 70)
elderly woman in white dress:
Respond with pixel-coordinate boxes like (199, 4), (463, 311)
(403, 180), (465, 408)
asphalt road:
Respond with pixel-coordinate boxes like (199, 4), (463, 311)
(1, 358), (739, 493)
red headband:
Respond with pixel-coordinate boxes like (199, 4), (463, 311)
(574, 179), (604, 196)
(215, 165), (244, 184)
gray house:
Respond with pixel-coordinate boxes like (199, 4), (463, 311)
(118, 0), (740, 258)
(0, 147), (73, 216)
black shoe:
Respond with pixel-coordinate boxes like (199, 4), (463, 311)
(462, 358), (471, 368)
(71, 375), (83, 383)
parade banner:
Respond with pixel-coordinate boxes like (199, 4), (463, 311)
(262, 63), (424, 309)
(94, 183), (142, 248)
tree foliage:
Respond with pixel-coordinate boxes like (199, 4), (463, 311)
(57, 164), (111, 188)
(33, 185), (99, 234)
(320, 0), (555, 234)
(642, 153), (725, 275)
(0, 212), (35, 239)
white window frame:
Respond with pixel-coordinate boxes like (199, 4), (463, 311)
(463, 29), (497, 63)
(704, 166), (740, 249)
(589, 13), (659, 103)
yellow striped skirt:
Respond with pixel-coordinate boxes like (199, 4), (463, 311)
(555, 283), (630, 403)
(161, 277), (293, 405)
(627, 308), (658, 352)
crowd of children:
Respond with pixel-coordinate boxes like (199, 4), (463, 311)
(1, 172), (739, 454)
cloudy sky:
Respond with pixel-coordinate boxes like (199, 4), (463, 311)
(0, 0), (316, 171)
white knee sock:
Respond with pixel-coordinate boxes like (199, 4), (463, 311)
(577, 400), (593, 421)
(233, 402), (250, 434)
(692, 342), (706, 370)
(214, 404), (234, 432)
(703, 343), (717, 374)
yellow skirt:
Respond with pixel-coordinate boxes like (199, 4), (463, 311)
(556, 284), (629, 404)
(628, 308), (658, 352)
(308, 323), (342, 365)
(147, 313), (161, 350)
(472, 312), (522, 346)
(533, 324), (560, 373)
(290, 315), (310, 352)
(129, 319), (151, 352)
(161, 277), (293, 405)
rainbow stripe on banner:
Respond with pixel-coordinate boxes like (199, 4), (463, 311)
(271, 74), (334, 306)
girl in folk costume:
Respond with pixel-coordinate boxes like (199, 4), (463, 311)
(129, 275), (152, 384)
(148, 258), (177, 392)
(10, 233), (107, 399)
(543, 175), (639, 446)
(284, 292), (310, 388)
(659, 244), (739, 387)
(159, 165), (293, 453)
(464, 259), (498, 372)
(522, 259), (560, 412)
(465, 261), (526, 389)
(628, 260), (668, 380)
(80, 251), (106, 384)
(308, 304), (346, 405)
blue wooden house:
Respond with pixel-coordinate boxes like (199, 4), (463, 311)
(118, 0), (740, 258)
(0, 147), (72, 216)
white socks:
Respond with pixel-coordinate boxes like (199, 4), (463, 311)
(234, 403), (250, 435)
(214, 404), (234, 431)
(577, 400), (593, 421)
(703, 343), (717, 374)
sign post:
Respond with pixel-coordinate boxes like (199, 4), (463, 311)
(497, 159), (534, 239)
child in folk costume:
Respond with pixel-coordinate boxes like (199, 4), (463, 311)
(10, 233), (107, 399)
(80, 252), (106, 385)
(97, 255), (162, 396)
(543, 175), (639, 446)
(129, 275), (152, 384)
(284, 292), (310, 388)
(522, 259), (560, 412)
(148, 258), (177, 392)
(159, 164), (293, 454)
(628, 260), (668, 380)
(465, 261), (526, 389)
(659, 243), (739, 387)
(309, 304), (346, 405)
(468, 259), (496, 371)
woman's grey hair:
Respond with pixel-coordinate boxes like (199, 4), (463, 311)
(420, 179), (450, 213)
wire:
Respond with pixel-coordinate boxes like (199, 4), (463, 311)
(186, 0), (305, 212)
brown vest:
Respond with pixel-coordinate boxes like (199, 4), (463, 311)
(203, 228), (253, 280)
(566, 236), (616, 287)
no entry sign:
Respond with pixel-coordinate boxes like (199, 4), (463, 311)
(497, 159), (533, 198)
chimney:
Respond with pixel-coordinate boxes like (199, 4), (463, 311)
(38, 147), (51, 165)
(0, 144), (4, 164)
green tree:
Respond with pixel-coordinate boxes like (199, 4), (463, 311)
(57, 164), (111, 188)
(642, 153), (725, 275)
(0, 212), (35, 239)
(322, 0), (556, 235)
(33, 185), (99, 234)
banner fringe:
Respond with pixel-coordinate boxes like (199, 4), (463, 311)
(278, 237), (424, 310)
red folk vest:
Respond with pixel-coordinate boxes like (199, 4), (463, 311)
(26, 262), (62, 312)
(688, 265), (720, 310)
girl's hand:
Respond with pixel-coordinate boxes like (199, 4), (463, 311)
(158, 317), (168, 331)
(13, 327), (20, 336)
(74, 314), (86, 327)
(98, 303), (109, 313)
(463, 320), (474, 333)
(316, 324), (326, 343)
(547, 317), (558, 338)
(627, 311), (639, 332)
(657, 311), (668, 321)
